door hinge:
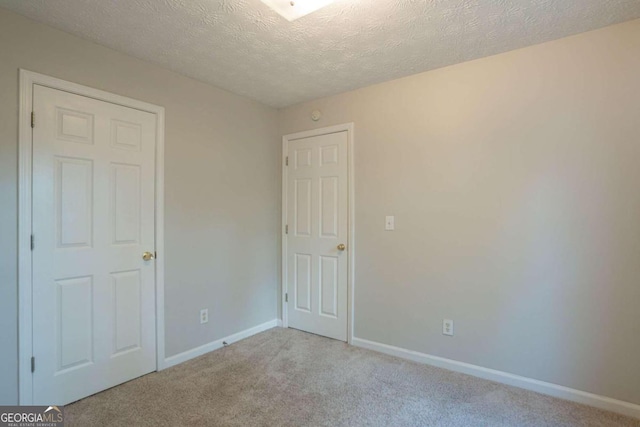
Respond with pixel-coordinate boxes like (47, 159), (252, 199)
(285, 156), (288, 166)
(285, 225), (288, 234)
(30, 234), (34, 251)
(31, 356), (35, 373)
(285, 293), (288, 303)
(31, 111), (35, 128)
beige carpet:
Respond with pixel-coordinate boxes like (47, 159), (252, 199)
(66, 327), (639, 426)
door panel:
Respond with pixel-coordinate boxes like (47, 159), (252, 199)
(286, 131), (348, 341)
(112, 269), (142, 355)
(294, 179), (312, 237)
(319, 256), (338, 318)
(32, 85), (157, 405)
(56, 276), (93, 372)
(111, 163), (141, 244)
(295, 254), (312, 312)
(319, 176), (338, 238)
(55, 157), (93, 247)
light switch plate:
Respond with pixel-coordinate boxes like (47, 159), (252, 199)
(385, 216), (395, 231)
(443, 319), (454, 336)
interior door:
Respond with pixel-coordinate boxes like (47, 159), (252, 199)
(31, 84), (157, 405)
(286, 130), (348, 341)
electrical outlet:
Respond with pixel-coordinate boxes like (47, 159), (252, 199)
(443, 319), (454, 336)
(200, 309), (208, 324)
(385, 215), (395, 231)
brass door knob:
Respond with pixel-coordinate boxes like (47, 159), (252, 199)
(142, 251), (155, 261)
(337, 244), (346, 251)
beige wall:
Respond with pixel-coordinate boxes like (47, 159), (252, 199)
(0, 8), (280, 404)
(2, 4), (639, 408)
(279, 19), (640, 405)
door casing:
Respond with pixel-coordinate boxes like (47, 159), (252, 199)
(18, 69), (166, 404)
(281, 123), (355, 343)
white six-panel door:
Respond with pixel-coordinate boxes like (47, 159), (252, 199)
(286, 131), (348, 341)
(31, 85), (157, 404)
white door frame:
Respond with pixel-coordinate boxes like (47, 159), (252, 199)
(281, 123), (355, 343)
(17, 70), (166, 404)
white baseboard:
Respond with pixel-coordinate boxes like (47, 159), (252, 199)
(163, 319), (280, 369)
(352, 337), (640, 420)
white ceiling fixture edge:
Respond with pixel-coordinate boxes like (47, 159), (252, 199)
(0, 0), (639, 107)
(260, 0), (336, 21)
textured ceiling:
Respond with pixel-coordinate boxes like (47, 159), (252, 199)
(1, 0), (640, 107)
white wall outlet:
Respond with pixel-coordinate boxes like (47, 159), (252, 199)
(200, 309), (208, 324)
(385, 215), (395, 231)
(443, 319), (454, 336)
